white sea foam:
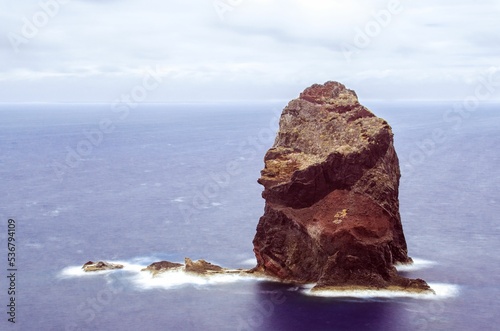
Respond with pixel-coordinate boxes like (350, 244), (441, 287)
(60, 258), (458, 301)
(59, 265), (88, 278)
(395, 258), (437, 272)
(304, 283), (460, 300)
(240, 258), (257, 266)
(130, 269), (260, 290)
(58, 265), (119, 278)
(59, 260), (265, 289)
(58, 261), (143, 279)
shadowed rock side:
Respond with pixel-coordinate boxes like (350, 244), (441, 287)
(252, 81), (432, 292)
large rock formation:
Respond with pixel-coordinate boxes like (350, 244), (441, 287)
(252, 82), (431, 292)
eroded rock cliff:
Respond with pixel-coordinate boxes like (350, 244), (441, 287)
(252, 81), (431, 292)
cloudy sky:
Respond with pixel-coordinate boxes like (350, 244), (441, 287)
(1, 0), (499, 102)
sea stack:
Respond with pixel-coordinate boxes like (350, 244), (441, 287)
(252, 81), (431, 292)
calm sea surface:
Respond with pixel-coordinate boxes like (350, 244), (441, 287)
(0, 101), (499, 330)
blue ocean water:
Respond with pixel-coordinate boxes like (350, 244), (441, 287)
(0, 101), (499, 331)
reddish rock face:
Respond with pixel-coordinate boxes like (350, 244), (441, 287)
(253, 82), (431, 291)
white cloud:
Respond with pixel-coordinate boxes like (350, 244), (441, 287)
(0, 0), (499, 102)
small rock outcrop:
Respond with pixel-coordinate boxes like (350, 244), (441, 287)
(140, 258), (248, 276)
(252, 81), (432, 292)
(184, 258), (224, 274)
(141, 261), (183, 275)
(82, 261), (124, 272)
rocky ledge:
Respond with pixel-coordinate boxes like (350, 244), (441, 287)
(82, 261), (124, 272)
(141, 258), (248, 276)
(141, 261), (184, 276)
(252, 81), (432, 293)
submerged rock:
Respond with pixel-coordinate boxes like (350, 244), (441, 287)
(82, 261), (124, 272)
(252, 81), (432, 292)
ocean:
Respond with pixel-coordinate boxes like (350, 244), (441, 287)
(0, 101), (499, 331)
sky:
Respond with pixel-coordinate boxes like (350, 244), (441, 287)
(1, 0), (499, 103)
